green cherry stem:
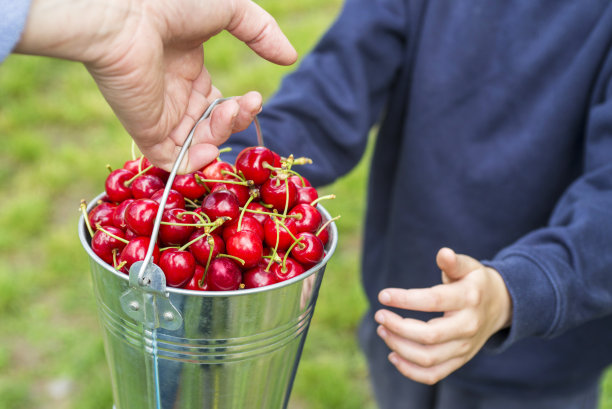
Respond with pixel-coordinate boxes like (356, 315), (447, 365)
(124, 164), (154, 186)
(316, 215), (341, 237)
(96, 224), (130, 244)
(218, 147), (232, 154)
(184, 197), (201, 209)
(310, 194), (336, 207)
(80, 200), (94, 237)
(217, 253), (245, 266)
(198, 236), (216, 288)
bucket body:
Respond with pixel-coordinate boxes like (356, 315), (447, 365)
(79, 194), (337, 409)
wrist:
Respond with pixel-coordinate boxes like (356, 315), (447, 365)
(486, 266), (513, 332)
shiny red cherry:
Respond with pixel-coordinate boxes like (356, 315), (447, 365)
(291, 232), (325, 268)
(130, 174), (165, 199)
(112, 199), (135, 230)
(125, 198), (159, 237)
(159, 208), (196, 246)
(235, 146), (276, 185)
(200, 159), (236, 190)
(288, 174), (312, 188)
(296, 186), (319, 205)
(260, 177), (298, 213)
(200, 189), (240, 222)
(151, 188), (186, 210)
(172, 172), (208, 200)
(118, 237), (160, 274)
(159, 249), (196, 287)
(288, 203), (322, 233)
(211, 182), (250, 206)
(270, 256), (304, 282)
(226, 230), (263, 269)
(243, 265), (278, 289)
(206, 258), (242, 291)
(187, 231), (225, 265)
(184, 265), (210, 291)
(105, 168), (134, 203)
(246, 202), (271, 225)
(91, 226), (126, 265)
(263, 217), (298, 252)
(88, 201), (117, 228)
(222, 215), (265, 242)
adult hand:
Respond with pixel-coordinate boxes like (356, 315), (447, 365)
(374, 247), (512, 385)
(16, 0), (298, 173)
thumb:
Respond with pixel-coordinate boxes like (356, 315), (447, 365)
(227, 0), (298, 66)
(436, 247), (482, 283)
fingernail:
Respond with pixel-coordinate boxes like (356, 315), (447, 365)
(379, 291), (391, 304)
(389, 353), (398, 365)
(374, 310), (385, 324)
(377, 326), (388, 338)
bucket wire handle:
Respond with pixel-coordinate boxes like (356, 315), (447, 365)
(120, 97), (233, 330)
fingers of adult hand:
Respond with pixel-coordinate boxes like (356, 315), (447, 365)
(378, 284), (467, 313)
(387, 352), (465, 385)
(374, 309), (479, 345)
(228, 0), (298, 65)
(376, 325), (471, 369)
(231, 91), (263, 132)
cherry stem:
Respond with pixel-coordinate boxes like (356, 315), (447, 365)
(159, 246), (180, 251)
(241, 207), (298, 219)
(316, 215), (341, 236)
(106, 164), (113, 173)
(180, 210), (207, 225)
(283, 179), (290, 217)
(218, 253), (245, 266)
(130, 141), (137, 161)
(274, 216), (300, 243)
(266, 218), (282, 272)
(124, 164), (154, 186)
(195, 173), (251, 187)
(112, 248), (119, 269)
(96, 224), (130, 244)
(218, 147), (232, 154)
(199, 235), (215, 288)
(79, 200), (94, 237)
(238, 195), (256, 231)
(310, 194), (336, 207)
(115, 260), (127, 271)
(285, 236), (304, 263)
(220, 169), (246, 181)
(184, 197), (201, 209)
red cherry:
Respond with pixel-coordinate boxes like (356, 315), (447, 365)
(226, 230), (263, 269)
(316, 225), (330, 246)
(123, 158), (143, 174)
(200, 189), (240, 222)
(290, 232), (325, 268)
(88, 202), (117, 227)
(130, 174), (165, 199)
(112, 199), (135, 230)
(295, 187), (319, 205)
(245, 202), (270, 225)
(288, 175), (312, 188)
(184, 265), (210, 291)
(243, 265), (278, 289)
(159, 249), (196, 287)
(211, 182), (250, 206)
(206, 258), (242, 291)
(159, 208), (196, 246)
(187, 231), (225, 265)
(105, 168), (134, 203)
(263, 217), (298, 252)
(222, 215), (265, 242)
(288, 203), (322, 233)
(151, 188), (186, 210)
(260, 177), (298, 213)
(124, 228), (138, 240)
(172, 172), (208, 200)
(125, 198), (159, 237)
(200, 160), (235, 190)
(235, 146), (276, 185)
(118, 237), (160, 274)
(270, 256), (304, 282)
(91, 226), (126, 265)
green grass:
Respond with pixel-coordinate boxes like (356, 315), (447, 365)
(1, 1), (611, 408)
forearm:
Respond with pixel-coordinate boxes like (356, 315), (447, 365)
(15, 0), (132, 63)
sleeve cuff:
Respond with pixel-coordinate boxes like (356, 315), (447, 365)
(481, 250), (560, 352)
(1, 0), (32, 62)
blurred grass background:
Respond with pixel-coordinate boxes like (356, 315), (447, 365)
(0, 1), (611, 408)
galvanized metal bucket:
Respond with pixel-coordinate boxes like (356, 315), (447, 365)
(78, 198), (337, 409)
(78, 98), (338, 409)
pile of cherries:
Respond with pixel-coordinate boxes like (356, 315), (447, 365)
(82, 146), (336, 291)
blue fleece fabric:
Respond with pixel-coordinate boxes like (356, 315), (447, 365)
(1, 0), (31, 62)
(228, 0), (612, 397)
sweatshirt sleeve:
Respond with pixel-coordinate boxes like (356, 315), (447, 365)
(225, 0), (409, 186)
(1, 0), (31, 62)
(484, 62), (612, 351)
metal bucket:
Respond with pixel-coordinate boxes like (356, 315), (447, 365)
(79, 194), (337, 409)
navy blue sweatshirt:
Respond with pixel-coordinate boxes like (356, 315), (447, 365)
(228, 0), (612, 395)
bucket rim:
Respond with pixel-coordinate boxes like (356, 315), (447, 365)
(79, 192), (338, 297)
